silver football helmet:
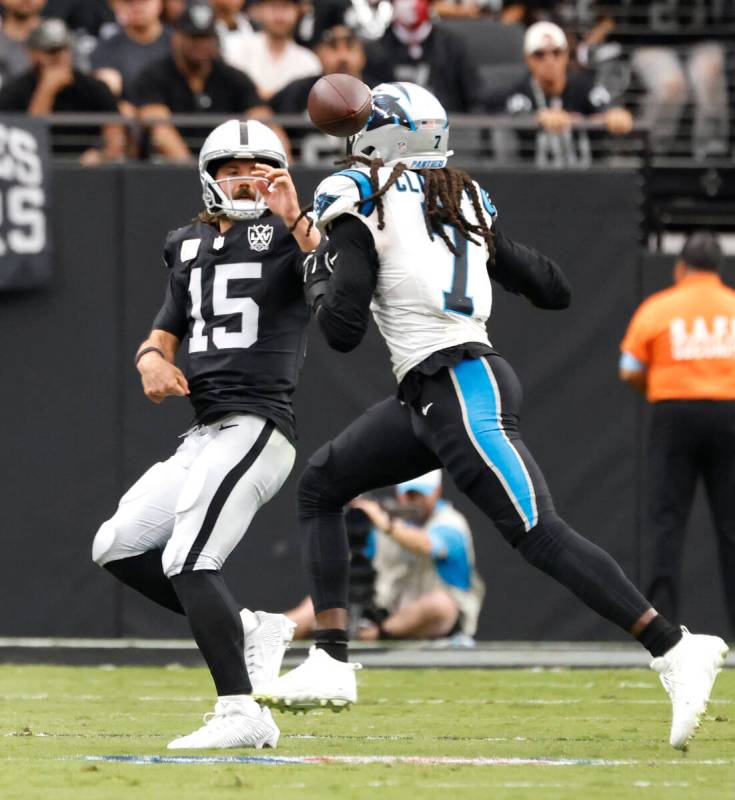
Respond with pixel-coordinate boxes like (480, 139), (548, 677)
(351, 82), (453, 169)
(199, 119), (288, 220)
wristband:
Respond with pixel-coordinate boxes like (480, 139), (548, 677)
(135, 346), (164, 366)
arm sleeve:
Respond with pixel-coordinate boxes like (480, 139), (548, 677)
(314, 215), (380, 353)
(427, 524), (466, 562)
(620, 303), (654, 366)
(489, 225), (572, 310)
(151, 237), (188, 339)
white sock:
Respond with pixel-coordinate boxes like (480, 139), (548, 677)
(219, 694), (257, 709)
(240, 607), (258, 635)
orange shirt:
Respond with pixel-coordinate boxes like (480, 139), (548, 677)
(620, 273), (735, 402)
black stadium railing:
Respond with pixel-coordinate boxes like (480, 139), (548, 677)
(14, 111), (735, 236)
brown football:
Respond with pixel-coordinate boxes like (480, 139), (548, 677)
(307, 74), (373, 137)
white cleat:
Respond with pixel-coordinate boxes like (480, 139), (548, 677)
(650, 627), (729, 750)
(167, 696), (280, 750)
(254, 645), (362, 714)
(244, 610), (297, 692)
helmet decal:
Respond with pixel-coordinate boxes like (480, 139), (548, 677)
(366, 92), (417, 132)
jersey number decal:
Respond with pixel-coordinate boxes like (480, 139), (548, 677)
(443, 228), (473, 315)
(188, 262), (261, 353)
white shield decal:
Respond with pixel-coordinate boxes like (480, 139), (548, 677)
(248, 224), (274, 253)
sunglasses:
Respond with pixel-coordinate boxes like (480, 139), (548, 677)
(530, 48), (565, 60)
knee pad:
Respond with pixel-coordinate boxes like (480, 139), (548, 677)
(92, 519), (118, 566)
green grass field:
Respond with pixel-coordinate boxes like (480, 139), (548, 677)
(2, 664), (733, 800)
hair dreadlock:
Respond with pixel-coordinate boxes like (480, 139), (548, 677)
(289, 156), (495, 263)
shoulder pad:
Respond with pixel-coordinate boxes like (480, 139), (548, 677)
(313, 169), (376, 232)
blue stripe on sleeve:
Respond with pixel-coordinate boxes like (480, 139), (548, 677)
(428, 525), (471, 591)
(336, 169), (376, 217)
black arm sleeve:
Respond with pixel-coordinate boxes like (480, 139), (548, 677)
(314, 215), (380, 353)
(489, 226), (571, 310)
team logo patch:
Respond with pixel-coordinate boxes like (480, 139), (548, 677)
(180, 238), (201, 261)
(314, 192), (338, 219)
(213, 236), (225, 250)
(248, 224), (273, 252)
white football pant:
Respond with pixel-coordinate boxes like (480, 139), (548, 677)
(92, 414), (294, 576)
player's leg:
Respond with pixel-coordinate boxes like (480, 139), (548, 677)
(299, 397), (441, 629)
(645, 402), (699, 624)
(162, 415), (293, 748)
(91, 431), (207, 614)
(416, 354), (727, 748)
(255, 397), (442, 710)
(700, 401), (735, 635)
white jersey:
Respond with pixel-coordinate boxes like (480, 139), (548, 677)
(314, 165), (498, 382)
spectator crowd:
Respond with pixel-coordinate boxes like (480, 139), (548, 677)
(0, 0), (731, 164)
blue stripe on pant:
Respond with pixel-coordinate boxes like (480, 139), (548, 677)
(450, 358), (538, 532)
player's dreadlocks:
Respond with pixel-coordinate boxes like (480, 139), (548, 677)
(290, 156), (495, 262)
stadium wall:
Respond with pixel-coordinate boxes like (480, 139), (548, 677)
(0, 164), (730, 642)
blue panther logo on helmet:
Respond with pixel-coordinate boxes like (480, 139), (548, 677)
(366, 92), (417, 133)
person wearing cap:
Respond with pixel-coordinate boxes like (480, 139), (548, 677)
(284, 471), (485, 641)
(501, 21), (632, 166)
(226, 0), (320, 102)
(90, 0), (172, 104)
(620, 232), (735, 635)
(351, 470), (485, 641)
(0, 18), (126, 164)
(129, 4), (267, 161)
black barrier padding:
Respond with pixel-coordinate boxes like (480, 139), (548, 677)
(2, 165), (728, 642)
(0, 166), (120, 635)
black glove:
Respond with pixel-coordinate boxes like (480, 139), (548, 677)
(302, 240), (337, 311)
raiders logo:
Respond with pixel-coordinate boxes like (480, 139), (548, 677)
(248, 224), (274, 252)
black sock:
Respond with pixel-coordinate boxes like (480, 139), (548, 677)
(171, 570), (251, 695)
(105, 551), (184, 614)
(315, 628), (349, 663)
(636, 614), (683, 658)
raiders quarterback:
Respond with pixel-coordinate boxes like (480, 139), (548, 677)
(255, 83), (728, 752)
(92, 119), (320, 750)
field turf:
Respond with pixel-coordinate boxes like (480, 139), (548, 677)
(2, 664), (733, 800)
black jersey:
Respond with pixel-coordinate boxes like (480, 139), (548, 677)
(152, 213), (309, 444)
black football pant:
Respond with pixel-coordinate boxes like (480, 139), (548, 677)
(646, 400), (735, 633)
(299, 354), (651, 632)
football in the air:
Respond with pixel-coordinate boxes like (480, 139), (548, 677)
(307, 74), (373, 137)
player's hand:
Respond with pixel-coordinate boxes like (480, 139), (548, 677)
(604, 107), (634, 135)
(138, 353), (189, 404)
(537, 108), (572, 133)
(252, 163), (301, 226)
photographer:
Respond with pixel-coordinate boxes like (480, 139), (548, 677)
(352, 470), (485, 641)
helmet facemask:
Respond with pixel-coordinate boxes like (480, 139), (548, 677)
(203, 165), (270, 221)
(198, 119), (288, 221)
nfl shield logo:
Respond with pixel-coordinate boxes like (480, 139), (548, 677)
(248, 224), (274, 252)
